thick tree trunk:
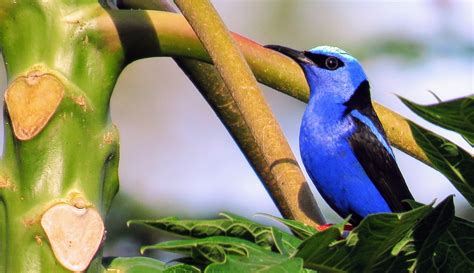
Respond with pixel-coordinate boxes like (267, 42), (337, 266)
(0, 1), (123, 272)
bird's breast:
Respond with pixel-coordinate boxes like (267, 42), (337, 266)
(300, 108), (354, 153)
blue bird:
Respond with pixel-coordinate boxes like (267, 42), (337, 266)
(265, 45), (413, 224)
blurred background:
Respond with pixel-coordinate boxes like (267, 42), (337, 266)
(1, 0), (473, 260)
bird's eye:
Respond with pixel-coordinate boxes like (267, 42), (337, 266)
(325, 57), (339, 70)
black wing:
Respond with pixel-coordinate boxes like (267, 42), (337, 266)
(344, 81), (413, 212)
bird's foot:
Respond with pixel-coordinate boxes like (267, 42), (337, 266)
(316, 223), (353, 231)
(316, 223), (353, 239)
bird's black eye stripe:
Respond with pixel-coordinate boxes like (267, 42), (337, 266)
(303, 52), (345, 70)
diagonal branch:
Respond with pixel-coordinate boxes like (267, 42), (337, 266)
(172, 0), (324, 225)
(176, 59), (326, 226)
(95, 8), (431, 166)
(108, 1), (325, 225)
(94, 3), (441, 224)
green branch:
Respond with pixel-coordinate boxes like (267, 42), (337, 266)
(0, 2), (123, 272)
(173, 0), (324, 225)
(99, 8), (431, 166)
(112, 0), (326, 226)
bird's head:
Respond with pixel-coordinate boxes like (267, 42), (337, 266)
(265, 45), (368, 103)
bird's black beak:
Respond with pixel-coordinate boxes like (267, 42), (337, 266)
(264, 44), (313, 65)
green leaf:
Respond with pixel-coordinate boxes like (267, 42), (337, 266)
(408, 121), (474, 206)
(129, 213), (276, 251)
(102, 257), (200, 273)
(143, 236), (307, 272)
(205, 255), (306, 273)
(142, 236), (257, 260)
(400, 95), (474, 146)
(295, 204), (433, 272)
(405, 199), (474, 272)
(130, 212), (303, 256)
(410, 196), (455, 272)
(131, 205), (469, 272)
(294, 226), (345, 273)
(256, 213), (318, 240)
(270, 227), (302, 256)
(221, 212), (303, 256)
(431, 216), (474, 273)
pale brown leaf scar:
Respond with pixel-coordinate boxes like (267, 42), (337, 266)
(5, 70), (64, 140)
(41, 203), (104, 272)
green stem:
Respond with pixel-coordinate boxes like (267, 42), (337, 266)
(115, 0), (326, 226)
(0, 2), (124, 272)
(173, 0), (325, 225)
(101, 8), (431, 165)
(178, 59), (325, 226)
